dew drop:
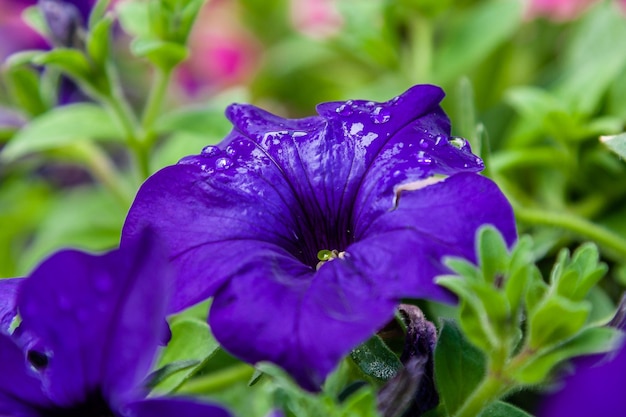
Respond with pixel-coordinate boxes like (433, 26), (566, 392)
(201, 145), (219, 156)
(226, 145), (237, 157)
(448, 136), (466, 149)
(215, 157), (233, 170)
(336, 103), (353, 116)
(372, 106), (391, 124)
(419, 139), (430, 149)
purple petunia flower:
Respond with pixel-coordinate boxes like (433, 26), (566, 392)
(122, 84), (517, 390)
(540, 342), (626, 416)
(0, 230), (230, 417)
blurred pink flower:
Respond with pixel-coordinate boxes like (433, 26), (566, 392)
(290, 0), (343, 39)
(525, 0), (598, 21)
(0, 0), (47, 60)
(176, 0), (261, 96)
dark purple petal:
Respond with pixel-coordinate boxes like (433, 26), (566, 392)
(209, 247), (397, 390)
(17, 229), (171, 407)
(0, 333), (52, 416)
(540, 344), (626, 416)
(0, 277), (23, 333)
(123, 397), (231, 417)
(350, 173), (517, 302)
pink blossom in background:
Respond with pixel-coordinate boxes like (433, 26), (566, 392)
(0, 0), (47, 60)
(176, 0), (261, 97)
(524, 0), (598, 21)
(290, 0), (343, 39)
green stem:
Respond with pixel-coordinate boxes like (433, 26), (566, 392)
(141, 68), (171, 140)
(408, 13), (433, 83)
(453, 372), (511, 417)
(71, 141), (132, 208)
(513, 204), (626, 260)
(491, 148), (570, 172)
(176, 364), (255, 394)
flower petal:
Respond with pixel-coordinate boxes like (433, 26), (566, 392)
(123, 397), (231, 417)
(0, 277), (23, 333)
(540, 346), (626, 416)
(350, 173), (517, 302)
(17, 229), (170, 407)
(209, 246), (397, 391)
(0, 333), (51, 416)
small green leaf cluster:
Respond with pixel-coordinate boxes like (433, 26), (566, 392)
(436, 226), (622, 416)
(117, 0), (204, 72)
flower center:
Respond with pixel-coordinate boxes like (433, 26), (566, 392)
(315, 249), (346, 270)
(44, 391), (115, 417)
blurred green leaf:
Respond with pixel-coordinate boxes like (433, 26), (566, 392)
(18, 186), (125, 273)
(88, 0), (111, 29)
(433, 0), (523, 84)
(32, 49), (92, 81)
(350, 335), (402, 383)
(152, 317), (220, 394)
(21, 6), (49, 38)
(2, 103), (124, 161)
(4, 66), (48, 116)
(601, 133), (626, 160)
(116, 0), (150, 38)
(434, 320), (486, 416)
(130, 38), (189, 71)
(87, 16), (114, 67)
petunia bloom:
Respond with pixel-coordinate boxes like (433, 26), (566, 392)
(122, 84), (517, 390)
(0, 229), (230, 417)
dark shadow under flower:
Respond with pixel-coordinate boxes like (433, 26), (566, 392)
(0, 229), (230, 417)
(122, 84), (517, 391)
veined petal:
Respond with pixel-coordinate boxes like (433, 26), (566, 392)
(0, 277), (23, 333)
(17, 229), (170, 407)
(0, 333), (51, 417)
(123, 397), (231, 417)
(209, 248), (396, 391)
(351, 173), (516, 302)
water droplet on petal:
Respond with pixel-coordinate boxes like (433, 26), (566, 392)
(372, 106), (391, 124)
(419, 139), (429, 149)
(448, 136), (466, 149)
(215, 157), (233, 170)
(336, 104), (353, 116)
(201, 145), (219, 156)
(226, 145), (237, 157)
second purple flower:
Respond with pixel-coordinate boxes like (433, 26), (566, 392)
(122, 84), (517, 390)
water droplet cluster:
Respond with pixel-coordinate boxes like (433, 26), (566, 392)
(179, 139), (257, 174)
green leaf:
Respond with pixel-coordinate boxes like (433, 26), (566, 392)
(512, 327), (621, 385)
(3, 50), (45, 68)
(350, 335), (402, 382)
(88, 0), (111, 29)
(434, 320), (486, 416)
(477, 225), (509, 285)
(22, 6), (49, 38)
(478, 401), (532, 417)
(152, 317), (220, 394)
(17, 186), (125, 273)
(130, 38), (189, 71)
(4, 66), (48, 116)
(116, 0), (151, 38)
(1, 104), (124, 161)
(601, 132), (626, 160)
(87, 16), (114, 66)
(32, 49), (93, 81)
(432, 0), (523, 84)
(527, 296), (591, 350)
